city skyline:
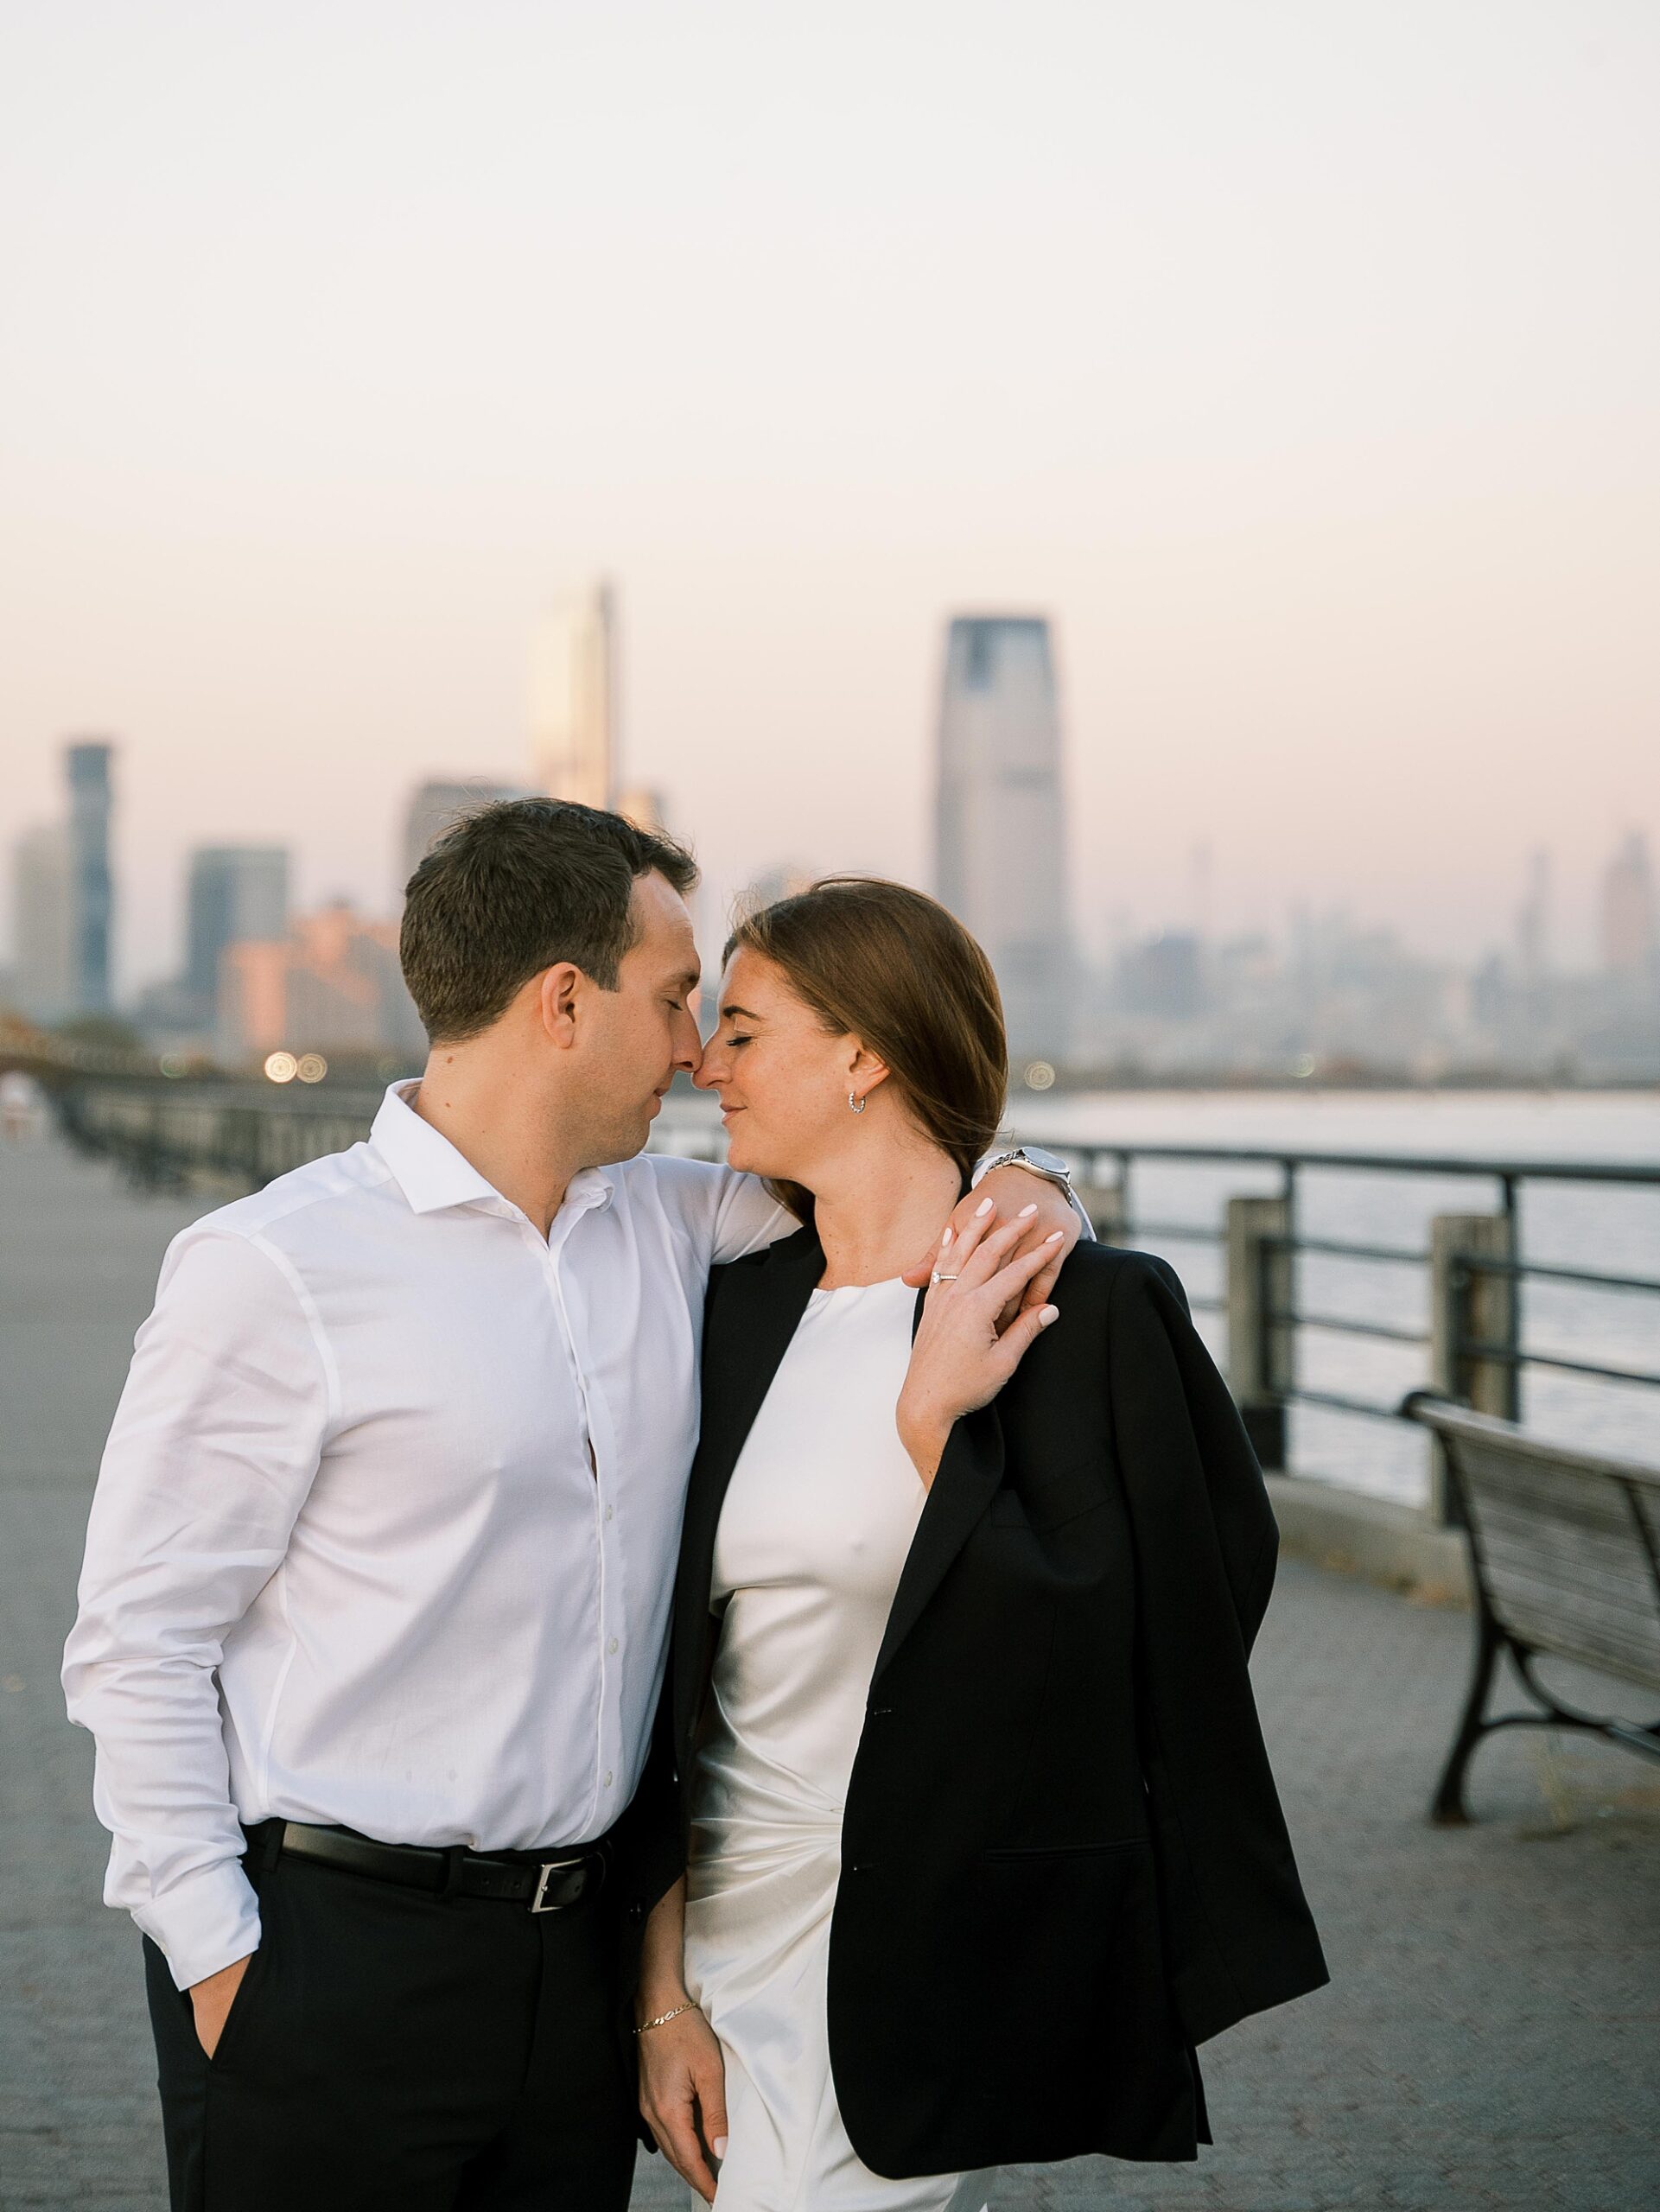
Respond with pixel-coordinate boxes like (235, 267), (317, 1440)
(3, 717), (1656, 1007)
(3, 5), (1657, 986)
(6, 722), (1655, 1084)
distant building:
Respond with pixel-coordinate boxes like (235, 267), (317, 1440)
(617, 785), (671, 838)
(10, 823), (74, 1024)
(65, 740), (115, 1014)
(1599, 831), (1655, 975)
(1514, 849), (1551, 987)
(934, 614), (1072, 1061)
(401, 779), (521, 897)
(186, 847), (290, 1004)
(218, 902), (426, 1067)
(1120, 931), (1205, 1020)
(531, 582), (615, 810)
(740, 863), (816, 916)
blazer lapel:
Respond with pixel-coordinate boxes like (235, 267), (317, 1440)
(672, 1227), (824, 1750)
(869, 1288), (1007, 1686)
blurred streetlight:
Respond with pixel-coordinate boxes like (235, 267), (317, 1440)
(264, 1051), (298, 1084)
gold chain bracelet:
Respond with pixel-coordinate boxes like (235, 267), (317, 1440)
(635, 1999), (700, 2036)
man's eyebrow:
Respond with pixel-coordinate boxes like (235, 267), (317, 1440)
(721, 1002), (764, 1023)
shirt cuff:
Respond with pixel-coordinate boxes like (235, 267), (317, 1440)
(130, 1856), (264, 1992)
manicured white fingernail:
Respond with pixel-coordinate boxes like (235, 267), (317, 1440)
(1018, 1203), (1038, 1218)
(975, 1197), (995, 1217)
(1044, 1230), (1065, 1244)
(940, 1226), (953, 1248)
(713, 2137), (728, 2162)
(1039, 1305), (1059, 1325)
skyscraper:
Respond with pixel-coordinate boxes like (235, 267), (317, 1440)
(185, 847), (290, 1004)
(66, 739), (114, 1014)
(400, 779), (521, 896)
(531, 582), (615, 810)
(10, 823), (73, 1024)
(1599, 830), (1655, 975)
(934, 615), (1072, 1063)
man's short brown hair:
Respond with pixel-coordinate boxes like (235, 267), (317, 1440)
(400, 798), (698, 1045)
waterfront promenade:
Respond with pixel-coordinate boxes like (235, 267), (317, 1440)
(3, 1129), (1657, 2210)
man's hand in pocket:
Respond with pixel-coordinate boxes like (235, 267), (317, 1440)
(189, 1951), (255, 2060)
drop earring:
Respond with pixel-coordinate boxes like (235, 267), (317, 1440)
(848, 1090), (867, 1115)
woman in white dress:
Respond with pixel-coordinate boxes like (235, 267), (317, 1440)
(635, 881), (1059, 2212)
(634, 879), (1326, 2208)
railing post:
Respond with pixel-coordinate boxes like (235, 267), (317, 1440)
(1227, 1195), (1292, 1470)
(1428, 1211), (1517, 1522)
(1075, 1176), (1127, 1243)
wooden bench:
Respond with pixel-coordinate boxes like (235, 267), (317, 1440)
(1399, 1391), (1660, 1823)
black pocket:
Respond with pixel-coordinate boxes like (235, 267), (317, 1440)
(988, 1458), (1108, 1531)
(199, 1939), (270, 2070)
(978, 1836), (1147, 1864)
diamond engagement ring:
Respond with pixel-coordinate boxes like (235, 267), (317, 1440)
(930, 1269), (962, 1285)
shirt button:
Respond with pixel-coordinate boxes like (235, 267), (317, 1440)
(604, 1505), (614, 1522)
(603, 1771), (614, 1789)
(607, 1637), (619, 1654)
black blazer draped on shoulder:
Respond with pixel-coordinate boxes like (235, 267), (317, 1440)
(667, 1229), (1328, 2177)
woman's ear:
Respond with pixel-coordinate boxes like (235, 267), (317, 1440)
(847, 1042), (891, 1096)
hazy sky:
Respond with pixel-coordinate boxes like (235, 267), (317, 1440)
(3, 0), (1657, 989)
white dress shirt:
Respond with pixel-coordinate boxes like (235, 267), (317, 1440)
(62, 1083), (792, 1992)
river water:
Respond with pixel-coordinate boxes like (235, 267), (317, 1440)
(1004, 1089), (1660, 1504)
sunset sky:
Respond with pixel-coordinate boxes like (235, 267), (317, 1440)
(2, 0), (1657, 989)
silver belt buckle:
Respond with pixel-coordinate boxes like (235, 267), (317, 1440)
(530, 1854), (582, 1913)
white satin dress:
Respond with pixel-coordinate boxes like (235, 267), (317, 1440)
(683, 1278), (997, 2212)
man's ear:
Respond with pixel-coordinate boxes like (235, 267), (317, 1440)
(537, 963), (584, 1046)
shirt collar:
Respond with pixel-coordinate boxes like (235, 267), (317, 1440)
(370, 1083), (499, 1214)
(369, 1081), (615, 1221)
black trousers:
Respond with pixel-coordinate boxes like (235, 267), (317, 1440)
(143, 1840), (639, 2212)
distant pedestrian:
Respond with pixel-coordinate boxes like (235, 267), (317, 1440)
(1, 1069), (41, 1143)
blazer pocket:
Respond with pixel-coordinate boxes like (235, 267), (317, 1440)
(987, 1455), (1108, 1531)
(979, 1837), (1148, 1863)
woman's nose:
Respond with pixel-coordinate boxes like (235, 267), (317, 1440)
(691, 1048), (722, 1090)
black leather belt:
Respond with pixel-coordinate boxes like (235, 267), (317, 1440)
(258, 1821), (607, 1912)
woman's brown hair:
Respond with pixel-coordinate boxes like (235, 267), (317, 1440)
(725, 876), (1008, 1222)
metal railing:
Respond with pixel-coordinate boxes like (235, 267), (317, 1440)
(1053, 1140), (1660, 1515)
(48, 1077), (1660, 1516)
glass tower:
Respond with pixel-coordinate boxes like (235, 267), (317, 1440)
(934, 616), (1072, 1064)
(65, 740), (114, 1015)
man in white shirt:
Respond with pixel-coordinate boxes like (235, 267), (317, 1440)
(62, 800), (1081, 2212)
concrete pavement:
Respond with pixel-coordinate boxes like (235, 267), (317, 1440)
(3, 1128), (1656, 2211)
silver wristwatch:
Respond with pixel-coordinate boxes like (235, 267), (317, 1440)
(972, 1145), (1074, 1199)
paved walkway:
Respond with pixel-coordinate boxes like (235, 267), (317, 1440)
(2, 1129), (1657, 2212)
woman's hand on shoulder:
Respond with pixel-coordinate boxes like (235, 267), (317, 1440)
(638, 1997), (728, 2203)
(896, 1203), (1063, 1485)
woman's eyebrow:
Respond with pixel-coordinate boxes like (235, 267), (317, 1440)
(721, 1003), (764, 1023)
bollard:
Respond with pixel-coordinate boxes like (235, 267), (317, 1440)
(1428, 1211), (1517, 1523)
(1227, 1195), (1292, 1471)
(1075, 1178), (1127, 1243)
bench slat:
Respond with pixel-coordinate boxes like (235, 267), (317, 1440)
(1474, 1538), (1658, 1635)
(1472, 1568), (1660, 1688)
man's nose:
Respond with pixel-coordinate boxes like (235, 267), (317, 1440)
(676, 1009), (705, 1078)
(690, 1035), (722, 1090)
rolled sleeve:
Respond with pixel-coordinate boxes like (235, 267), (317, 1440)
(62, 1227), (330, 1988)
